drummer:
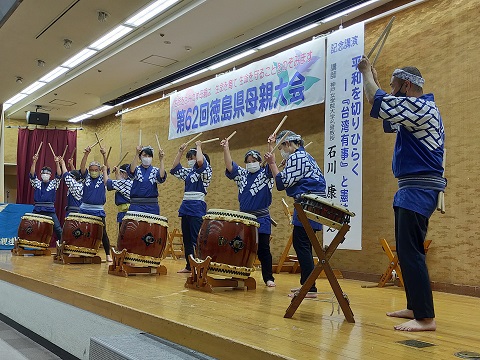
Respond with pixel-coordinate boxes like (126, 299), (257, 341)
(79, 145), (112, 262)
(170, 141), (212, 273)
(29, 154), (63, 242)
(127, 145), (166, 215)
(59, 157), (83, 217)
(106, 164), (132, 230)
(264, 130), (326, 298)
(220, 139), (276, 287)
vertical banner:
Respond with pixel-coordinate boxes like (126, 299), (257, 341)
(169, 39), (325, 139)
(324, 22), (364, 250)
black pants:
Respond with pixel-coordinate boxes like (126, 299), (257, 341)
(100, 216), (111, 256)
(181, 215), (203, 270)
(292, 226), (317, 292)
(394, 206), (434, 319)
(257, 233), (275, 284)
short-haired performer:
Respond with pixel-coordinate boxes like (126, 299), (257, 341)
(358, 56), (445, 331)
(29, 153), (63, 242)
(221, 138), (276, 287)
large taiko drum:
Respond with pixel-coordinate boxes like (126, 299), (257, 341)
(17, 213), (54, 249)
(62, 213), (104, 257)
(300, 194), (355, 230)
(197, 209), (259, 279)
(117, 211), (168, 267)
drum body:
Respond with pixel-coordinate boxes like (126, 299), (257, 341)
(197, 209), (259, 279)
(62, 213), (104, 256)
(17, 213), (54, 249)
(117, 211), (168, 267)
(300, 194), (355, 230)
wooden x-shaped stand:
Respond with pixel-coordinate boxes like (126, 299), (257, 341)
(284, 203), (355, 323)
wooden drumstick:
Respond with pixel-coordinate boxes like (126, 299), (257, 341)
(261, 131), (291, 166)
(200, 137), (220, 144)
(35, 142), (43, 156)
(89, 138), (104, 148)
(69, 147), (76, 161)
(226, 131), (237, 141)
(48, 143), (56, 157)
(304, 141), (313, 149)
(61, 144), (68, 158)
(155, 134), (162, 150)
(185, 132), (203, 146)
(139, 129), (142, 146)
(272, 115), (288, 136)
(116, 152), (129, 168)
(367, 16), (395, 66)
(94, 132), (103, 148)
(106, 146), (112, 162)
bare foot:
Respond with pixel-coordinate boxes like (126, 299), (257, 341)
(394, 319), (436, 332)
(177, 268), (191, 273)
(386, 309), (414, 319)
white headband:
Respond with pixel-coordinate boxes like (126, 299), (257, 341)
(392, 69), (425, 88)
(276, 133), (302, 144)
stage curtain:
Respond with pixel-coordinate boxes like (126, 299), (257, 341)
(16, 128), (77, 245)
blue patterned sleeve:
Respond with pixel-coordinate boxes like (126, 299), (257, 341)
(170, 163), (189, 181)
(276, 152), (304, 189)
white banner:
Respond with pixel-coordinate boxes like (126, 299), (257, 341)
(324, 22), (364, 250)
(169, 39), (325, 139)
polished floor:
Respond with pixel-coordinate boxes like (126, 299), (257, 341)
(0, 250), (480, 360)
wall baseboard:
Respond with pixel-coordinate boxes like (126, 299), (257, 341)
(341, 271), (480, 298)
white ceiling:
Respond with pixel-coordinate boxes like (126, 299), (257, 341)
(0, 0), (394, 123)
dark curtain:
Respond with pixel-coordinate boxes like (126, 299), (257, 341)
(16, 128), (77, 245)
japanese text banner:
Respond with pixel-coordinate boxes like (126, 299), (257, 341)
(169, 39), (325, 139)
(324, 22), (364, 250)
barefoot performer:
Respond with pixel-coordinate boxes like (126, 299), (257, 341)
(358, 56), (445, 332)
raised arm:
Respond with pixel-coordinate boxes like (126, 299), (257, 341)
(59, 157), (68, 175)
(101, 164), (108, 185)
(264, 151), (279, 177)
(195, 141), (204, 167)
(130, 145), (142, 174)
(80, 146), (91, 175)
(67, 158), (75, 171)
(30, 154), (38, 177)
(357, 55), (380, 105)
(100, 145), (109, 170)
(158, 147), (165, 178)
(172, 143), (187, 169)
(220, 138), (233, 173)
(54, 156), (62, 177)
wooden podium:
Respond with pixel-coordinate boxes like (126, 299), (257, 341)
(284, 203), (355, 323)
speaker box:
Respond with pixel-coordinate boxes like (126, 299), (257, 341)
(26, 111), (49, 126)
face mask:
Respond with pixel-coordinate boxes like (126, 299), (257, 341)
(280, 149), (290, 160)
(187, 159), (196, 168)
(141, 157), (152, 166)
(90, 171), (100, 179)
(246, 162), (260, 173)
(41, 174), (50, 182)
(394, 90), (406, 97)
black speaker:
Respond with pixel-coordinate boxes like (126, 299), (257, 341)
(26, 111), (49, 126)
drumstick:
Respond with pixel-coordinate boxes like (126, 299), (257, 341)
(272, 115), (288, 136)
(200, 137), (220, 144)
(94, 132), (103, 148)
(367, 16), (395, 66)
(437, 148), (446, 213)
(139, 129), (142, 146)
(304, 141), (313, 149)
(155, 134), (162, 150)
(35, 142), (43, 156)
(185, 132), (203, 146)
(261, 131), (291, 166)
(69, 147), (76, 161)
(116, 152), (129, 168)
(89, 138), (104, 148)
(226, 131), (237, 141)
(61, 144), (68, 158)
(106, 146), (112, 162)
(48, 143), (56, 157)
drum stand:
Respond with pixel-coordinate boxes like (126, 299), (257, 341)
(284, 203), (355, 323)
(11, 239), (51, 256)
(185, 255), (256, 292)
(108, 248), (167, 277)
(53, 241), (102, 264)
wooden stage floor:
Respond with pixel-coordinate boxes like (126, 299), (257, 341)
(0, 250), (479, 360)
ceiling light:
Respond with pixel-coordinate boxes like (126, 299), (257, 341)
(87, 105), (113, 116)
(5, 93), (27, 105)
(125, 0), (179, 27)
(322, 0), (380, 23)
(257, 23), (319, 50)
(62, 49), (97, 68)
(208, 49), (257, 70)
(89, 25), (134, 50)
(39, 66), (69, 82)
(21, 81), (47, 95)
(68, 114), (92, 123)
(63, 39), (73, 49)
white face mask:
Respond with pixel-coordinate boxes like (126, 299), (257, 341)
(41, 174), (51, 182)
(280, 149), (290, 160)
(187, 159), (196, 168)
(246, 162), (260, 173)
(141, 156), (152, 166)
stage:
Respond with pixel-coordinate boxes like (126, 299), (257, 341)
(0, 251), (479, 360)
